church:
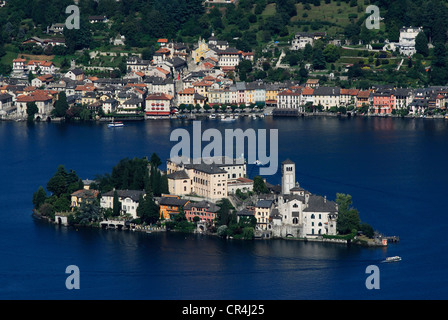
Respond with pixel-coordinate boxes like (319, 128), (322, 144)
(260, 159), (339, 239)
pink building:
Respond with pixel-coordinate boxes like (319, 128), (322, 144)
(372, 91), (395, 114)
(184, 201), (220, 225)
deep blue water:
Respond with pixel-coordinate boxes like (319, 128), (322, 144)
(0, 116), (447, 300)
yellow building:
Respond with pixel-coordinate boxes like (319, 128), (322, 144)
(255, 200), (273, 230)
(70, 189), (99, 210)
(265, 84), (280, 106)
(192, 39), (210, 64)
(208, 89), (225, 105)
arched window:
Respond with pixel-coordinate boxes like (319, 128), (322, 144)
(311, 214), (315, 219)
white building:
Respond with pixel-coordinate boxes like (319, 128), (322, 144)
(281, 159), (296, 195)
(397, 27), (423, 56)
(269, 160), (339, 239)
(276, 89), (303, 110)
(291, 32), (314, 50)
(100, 190), (145, 219)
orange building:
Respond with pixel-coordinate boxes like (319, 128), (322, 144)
(158, 195), (190, 220)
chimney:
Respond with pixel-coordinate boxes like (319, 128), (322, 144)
(324, 195), (327, 203)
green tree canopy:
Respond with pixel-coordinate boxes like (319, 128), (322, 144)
(415, 32), (429, 57)
(136, 192), (160, 224)
(26, 101), (38, 122)
(32, 186), (47, 210)
(336, 193), (361, 235)
(253, 176), (268, 194)
(52, 92), (69, 118)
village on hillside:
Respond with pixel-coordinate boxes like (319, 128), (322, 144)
(1, 25), (448, 121)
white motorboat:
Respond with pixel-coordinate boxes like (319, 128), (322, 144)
(209, 114), (217, 119)
(221, 115), (236, 122)
(382, 256), (402, 263)
(108, 121), (124, 128)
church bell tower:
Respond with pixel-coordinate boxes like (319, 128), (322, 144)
(281, 159), (295, 195)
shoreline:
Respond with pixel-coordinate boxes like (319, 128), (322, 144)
(33, 211), (390, 248)
(3, 110), (447, 123)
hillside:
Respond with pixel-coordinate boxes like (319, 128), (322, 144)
(1, 0), (448, 87)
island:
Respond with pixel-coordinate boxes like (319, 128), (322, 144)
(32, 153), (394, 247)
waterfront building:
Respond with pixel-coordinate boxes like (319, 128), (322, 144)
(301, 87), (314, 106)
(339, 88), (359, 107)
(158, 195), (190, 220)
(184, 200), (220, 224)
(15, 92), (53, 118)
(100, 190), (145, 219)
(255, 199), (274, 231)
(276, 89), (303, 110)
(0, 93), (13, 114)
(269, 160), (339, 239)
(246, 81), (266, 106)
(372, 88), (395, 114)
(313, 86), (340, 110)
(265, 83), (281, 107)
(70, 189), (100, 210)
(145, 93), (173, 118)
(178, 87), (196, 106)
(394, 88), (414, 110)
(356, 90), (371, 109)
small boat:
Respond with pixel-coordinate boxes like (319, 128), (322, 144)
(209, 114), (217, 119)
(254, 160), (263, 166)
(108, 120), (124, 128)
(382, 256), (402, 263)
(221, 116), (235, 122)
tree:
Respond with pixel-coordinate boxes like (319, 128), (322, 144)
(150, 153), (162, 168)
(323, 44), (340, 63)
(430, 41), (448, 85)
(415, 32), (429, 57)
(359, 222), (374, 238)
(137, 193), (160, 224)
(253, 176), (268, 194)
(312, 49), (326, 70)
(76, 200), (101, 225)
(26, 101), (38, 122)
(52, 92), (69, 118)
(113, 190), (121, 216)
(303, 43), (313, 61)
(216, 198), (234, 226)
(238, 59), (253, 81)
(64, 20), (92, 54)
(32, 186), (47, 209)
(47, 165), (69, 197)
(336, 193), (361, 235)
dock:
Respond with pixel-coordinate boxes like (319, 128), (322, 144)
(385, 236), (400, 243)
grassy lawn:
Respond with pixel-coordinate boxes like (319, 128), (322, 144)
(291, 0), (365, 36)
(261, 3), (276, 17)
(293, 0), (364, 23)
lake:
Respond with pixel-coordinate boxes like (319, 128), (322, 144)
(0, 116), (447, 299)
